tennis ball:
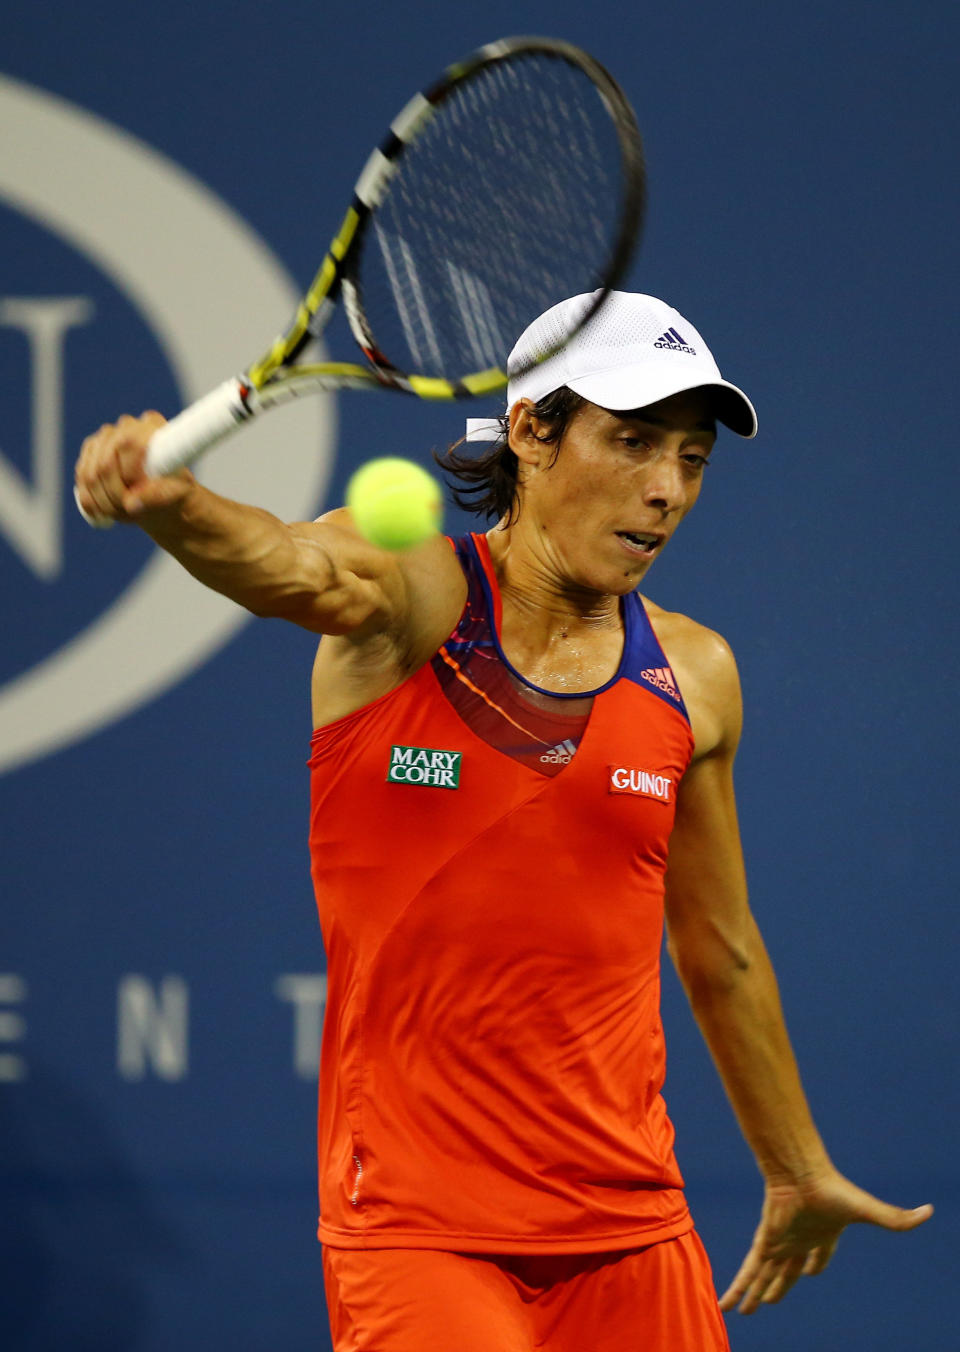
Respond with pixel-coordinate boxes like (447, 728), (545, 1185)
(346, 457), (443, 550)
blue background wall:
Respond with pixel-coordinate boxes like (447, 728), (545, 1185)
(2, 2), (956, 1348)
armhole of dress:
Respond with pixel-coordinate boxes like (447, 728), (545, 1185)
(470, 532), (503, 636)
(626, 594), (692, 727)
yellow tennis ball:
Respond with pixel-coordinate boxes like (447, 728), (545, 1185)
(346, 457), (443, 550)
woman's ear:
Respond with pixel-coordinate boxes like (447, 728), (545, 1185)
(508, 399), (546, 468)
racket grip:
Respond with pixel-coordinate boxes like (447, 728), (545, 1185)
(75, 376), (255, 528)
(145, 376), (253, 476)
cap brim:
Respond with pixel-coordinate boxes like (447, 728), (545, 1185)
(566, 369), (758, 439)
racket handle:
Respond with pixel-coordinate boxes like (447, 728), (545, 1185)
(75, 377), (256, 528)
(145, 376), (254, 476)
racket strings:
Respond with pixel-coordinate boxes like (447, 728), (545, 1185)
(354, 52), (634, 383)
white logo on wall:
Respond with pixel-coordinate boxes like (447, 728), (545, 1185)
(0, 970), (328, 1083)
(0, 76), (335, 776)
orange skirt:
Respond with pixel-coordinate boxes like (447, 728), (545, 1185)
(322, 1230), (730, 1351)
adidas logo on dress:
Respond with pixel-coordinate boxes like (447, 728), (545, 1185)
(640, 666), (681, 701)
(540, 738), (578, 765)
(654, 327), (696, 355)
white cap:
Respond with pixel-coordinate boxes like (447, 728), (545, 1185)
(465, 291), (757, 442)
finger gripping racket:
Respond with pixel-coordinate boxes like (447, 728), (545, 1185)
(77, 35), (645, 524)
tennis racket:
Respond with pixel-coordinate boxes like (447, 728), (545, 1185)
(77, 35), (645, 526)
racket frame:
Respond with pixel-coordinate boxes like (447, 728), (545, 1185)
(250, 35), (646, 402)
(80, 35), (646, 506)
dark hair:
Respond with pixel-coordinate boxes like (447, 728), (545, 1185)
(433, 387), (586, 523)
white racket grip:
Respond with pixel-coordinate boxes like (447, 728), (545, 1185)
(75, 376), (255, 528)
(145, 376), (255, 476)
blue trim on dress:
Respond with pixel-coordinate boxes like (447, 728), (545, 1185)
(458, 534), (690, 724)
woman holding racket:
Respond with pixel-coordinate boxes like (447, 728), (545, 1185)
(75, 289), (931, 1352)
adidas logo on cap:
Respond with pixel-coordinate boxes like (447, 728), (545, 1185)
(654, 327), (696, 355)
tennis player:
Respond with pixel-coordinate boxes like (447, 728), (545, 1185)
(75, 292), (932, 1352)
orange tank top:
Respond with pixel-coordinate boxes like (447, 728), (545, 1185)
(308, 533), (695, 1253)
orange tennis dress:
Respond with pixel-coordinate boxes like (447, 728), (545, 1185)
(307, 533), (698, 1256)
